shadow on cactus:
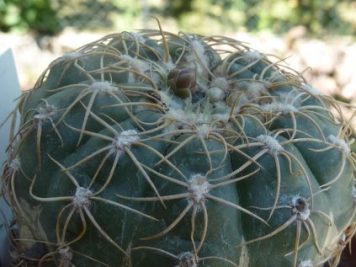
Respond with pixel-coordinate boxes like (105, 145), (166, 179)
(1, 23), (356, 267)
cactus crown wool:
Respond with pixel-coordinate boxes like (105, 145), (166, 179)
(2, 23), (356, 267)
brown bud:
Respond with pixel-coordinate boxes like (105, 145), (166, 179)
(168, 68), (196, 98)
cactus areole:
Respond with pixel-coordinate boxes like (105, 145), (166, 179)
(2, 26), (356, 267)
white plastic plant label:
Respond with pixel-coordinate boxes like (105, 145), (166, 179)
(0, 48), (21, 166)
(0, 48), (21, 266)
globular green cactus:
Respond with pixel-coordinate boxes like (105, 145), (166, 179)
(2, 26), (356, 267)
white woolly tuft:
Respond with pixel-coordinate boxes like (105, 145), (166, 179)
(298, 260), (313, 267)
(238, 81), (268, 101)
(261, 102), (298, 114)
(188, 174), (210, 205)
(59, 246), (73, 262)
(256, 135), (284, 155)
(9, 157), (21, 171)
(121, 55), (150, 74)
(196, 124), (211, 138)
(115, 130), (140, 150)
(299, 207), (310, 220)
(244, 50), (262, 63)
(208, 87), (225, 101)
(165, 108), (187, 123)
(177, 251), (197, 267)
(165, 107), (213, 129)
(328, 135), (351, 155)
(191, 39), (206, 57)
(210, 77), (230, 91)
(34, 104), (57, 120)
(73, 187), (93, 208)
(88, 81), (115, 93)
(246, 81), (268, 92)
(159, 90), (183, 110)
(191, 39), (208, 68)
(164, 60), (176, 72)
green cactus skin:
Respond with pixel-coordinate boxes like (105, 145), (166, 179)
(2, 27), (356, 267)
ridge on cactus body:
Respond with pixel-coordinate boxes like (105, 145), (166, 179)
(1, 24), (356, 267)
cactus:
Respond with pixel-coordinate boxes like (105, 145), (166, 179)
(1, 26), (356, 267)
